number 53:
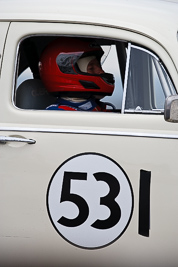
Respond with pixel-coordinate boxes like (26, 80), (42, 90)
(58, 171), (121, 230)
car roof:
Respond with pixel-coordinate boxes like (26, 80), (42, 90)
(0, 0), (178, 27)
(1, 0), (178, 59)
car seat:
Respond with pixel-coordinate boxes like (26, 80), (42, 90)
(16, 79), (57, 109)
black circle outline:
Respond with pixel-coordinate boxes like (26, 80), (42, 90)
(46, 152), (134, 250)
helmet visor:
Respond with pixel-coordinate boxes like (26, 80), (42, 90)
(56, 52), (82, 74)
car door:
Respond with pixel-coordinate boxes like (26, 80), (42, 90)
(0, 22), (10, 72)
(0, 22), (178, 267)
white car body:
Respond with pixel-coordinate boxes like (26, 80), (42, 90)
(0, 0), (178, 266)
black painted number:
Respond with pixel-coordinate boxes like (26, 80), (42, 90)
(91, 172), (121, 229)
(58, 172), (89, 227)
(58, 171), (121, 229)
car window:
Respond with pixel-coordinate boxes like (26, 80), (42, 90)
(14, 36), (176, 113)
(122, 44), (176, 114)
(15, 36), (124, 111)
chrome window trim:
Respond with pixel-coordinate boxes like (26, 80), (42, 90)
(121, 42), (131, 114)
(131, 45), (159, 60)
(124, 109), (164, 114)
(1, 127), (178, 140)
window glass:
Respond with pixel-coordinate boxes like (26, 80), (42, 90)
(123, 45), (176, 113)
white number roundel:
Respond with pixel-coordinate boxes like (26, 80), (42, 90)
(47, 153), (133, 249)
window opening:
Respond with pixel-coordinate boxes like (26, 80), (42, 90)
(15, 36), (124, 111)
(16, 67), (33, 88)
(102, 44), (123, 109)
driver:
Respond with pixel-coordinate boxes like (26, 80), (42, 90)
(39, 37), (115, 111)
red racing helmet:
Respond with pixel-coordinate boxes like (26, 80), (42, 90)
(39, 37), (115, 97)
